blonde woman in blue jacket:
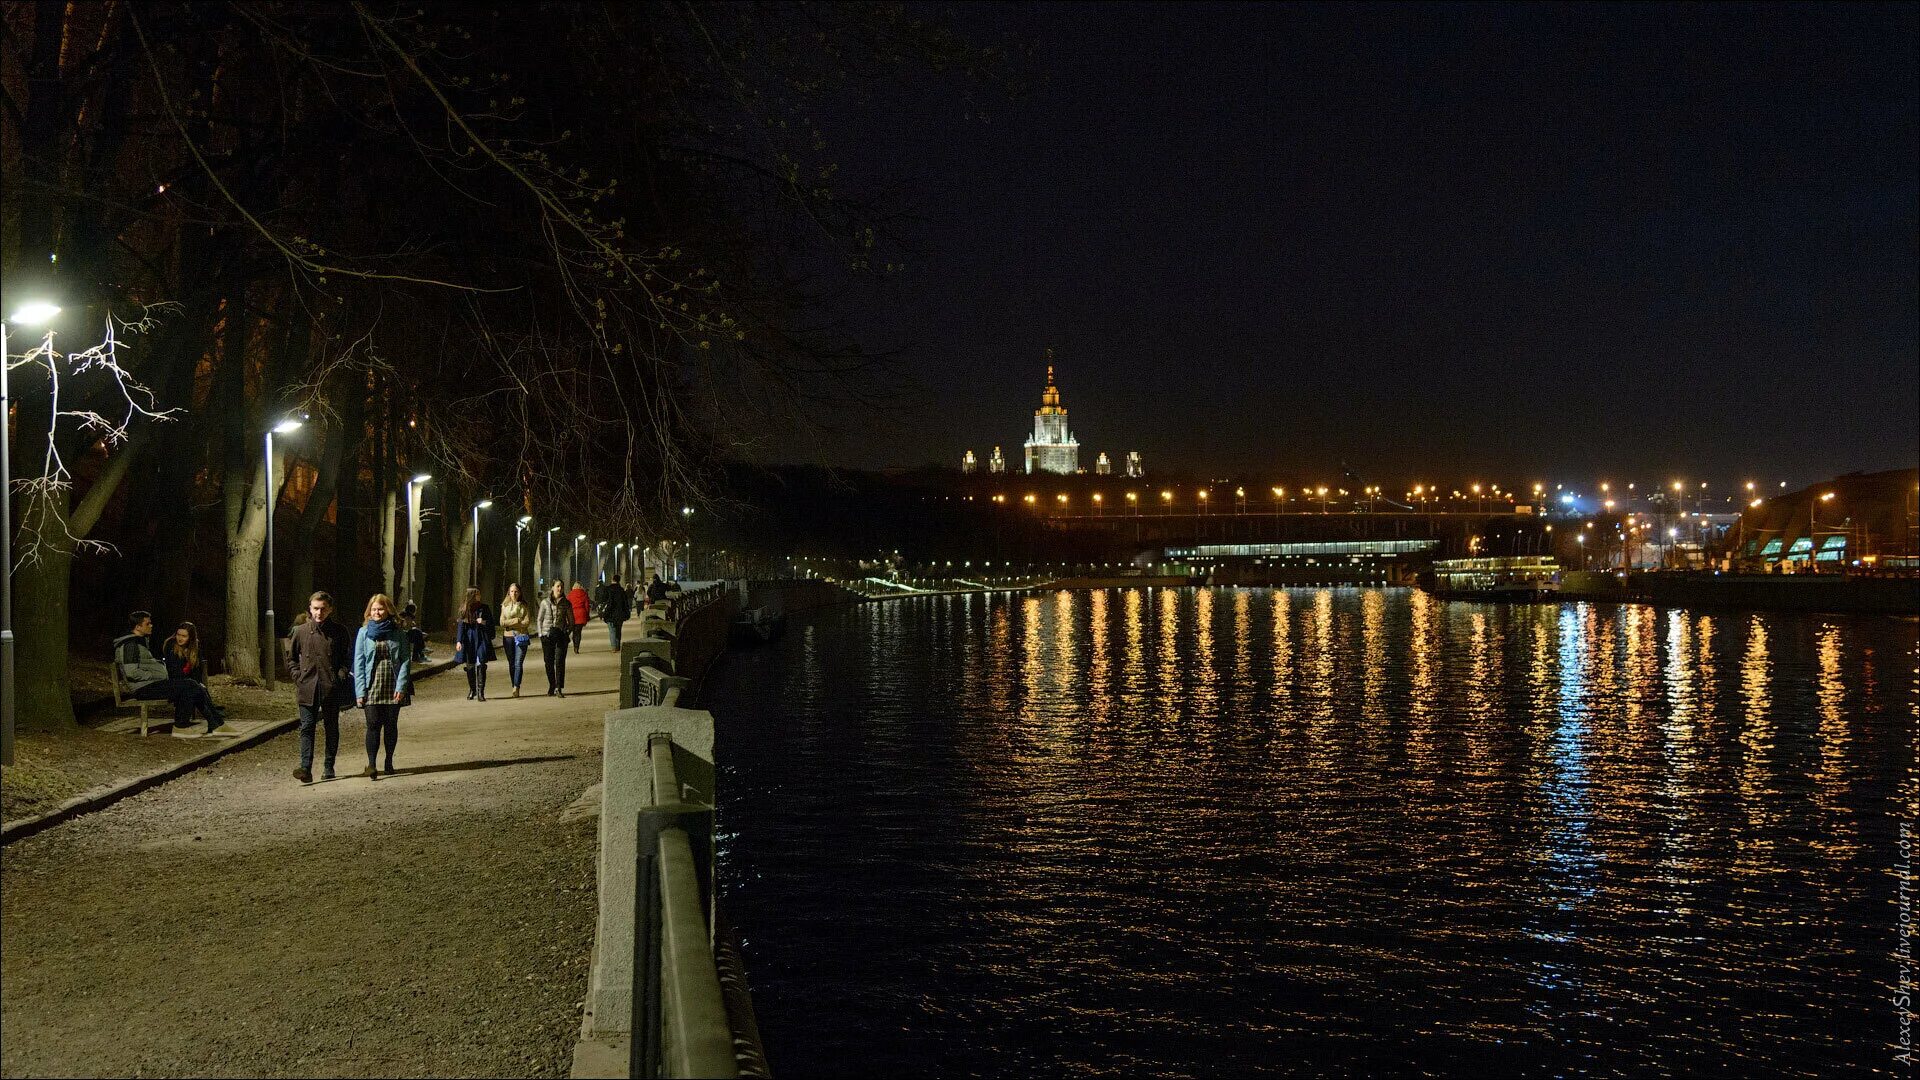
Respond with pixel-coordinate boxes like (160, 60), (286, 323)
(353, 593), (413, 779)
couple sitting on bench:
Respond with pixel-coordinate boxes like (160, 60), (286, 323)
(112, 610), (228, 734)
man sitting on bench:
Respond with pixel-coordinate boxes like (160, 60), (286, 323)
(114, 610), (228, 734)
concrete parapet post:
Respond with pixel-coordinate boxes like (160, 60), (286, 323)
(585, 703), (716, 1042)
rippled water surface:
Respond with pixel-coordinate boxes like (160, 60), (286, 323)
(708, 588), (1918, 1077)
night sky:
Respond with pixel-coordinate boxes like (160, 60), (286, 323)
(804, 2), (1917, 485)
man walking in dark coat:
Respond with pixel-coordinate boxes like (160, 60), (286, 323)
(597, 574), (632, 651)
(288, 592), (353, 783)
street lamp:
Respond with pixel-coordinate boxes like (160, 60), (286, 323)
(595, 540), (608, 583)
(263, 415), (306, 691)
(680, 505), (694, 578)
(516, 515), (532, 586)
(544, 526), (560, 587)
(2, 298), (63, 765)
(573, 532), (586, 584)
(405, 473), (431, 611)
(470, 499), (492, 583)
(614, 542), (626, 581)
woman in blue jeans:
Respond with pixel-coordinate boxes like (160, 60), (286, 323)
(497, 582), (532, 697)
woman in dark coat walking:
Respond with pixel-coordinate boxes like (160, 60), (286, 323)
(454, 586), (496, 701)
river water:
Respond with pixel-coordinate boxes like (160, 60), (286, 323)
(708, 588), (1917, 1077)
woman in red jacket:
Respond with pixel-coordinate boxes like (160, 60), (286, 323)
(566, 580), (590, 655)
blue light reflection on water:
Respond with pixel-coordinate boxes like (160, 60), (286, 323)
(710, 589), (1918, 1078)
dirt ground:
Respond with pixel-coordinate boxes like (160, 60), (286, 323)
(1, 634), (624, 1078)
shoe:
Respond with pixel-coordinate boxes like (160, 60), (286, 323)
(512, 687), (521, 698)
(384, 761), (396, 775)
(558, 689), (565, 698)
(206, 721), (227, 736)
(293, 768), (312, 784)
(360, 765), (379, 780)
(322, 770), (337, 781)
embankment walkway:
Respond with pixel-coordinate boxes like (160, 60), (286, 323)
(1, 630), (630, 1078)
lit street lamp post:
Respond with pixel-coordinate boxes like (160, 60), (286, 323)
(405, 474), (431, 611)
(470, 499), (492, 584)
(573, 533), (586, 584)
(545, 526), (560, 589)
(516, 516), (532, 586)
(262, 416), (305, 691)
(2, 299), (63, 765)
(595, 540), (607, 583)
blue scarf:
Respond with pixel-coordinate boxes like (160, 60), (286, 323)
(366, 618), (394, 640)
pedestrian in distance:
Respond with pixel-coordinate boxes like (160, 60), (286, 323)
(353, 593), (413, 779)
(538, 579), (575, 697)
(115, 611), (227, 733)
(453, 586), (496, 701)
(646, 573), (669, 605)
(288, 592), (353, 784)
(498, 582), (532, 698)
(400, 601), (431, 662)
(567, 580), (590, 655)
(597, 574), (631, 652)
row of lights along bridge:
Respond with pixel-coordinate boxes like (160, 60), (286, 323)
(945, 479), (1792, 515)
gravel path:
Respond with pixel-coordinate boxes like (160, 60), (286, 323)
(2, 635), (628, 1078)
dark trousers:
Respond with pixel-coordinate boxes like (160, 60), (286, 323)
(134, 678), (220, 725)
(501, 636), (529, 688)
(541, 631), (569, 690)
(298, 703), (340, 773)
(607, 617), (624, 651)
(364, 704), (400, 766)
(570, 622), (584, 653)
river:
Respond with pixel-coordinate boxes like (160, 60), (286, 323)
(709, 587), (1917, 1077)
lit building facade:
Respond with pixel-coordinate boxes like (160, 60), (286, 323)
(1095, 452), (1112, 475)
(1023, 363), (1081, 475)
(989, 446), (1006, 474)
(962, 449), (977, 474)
(1125, 451), (1144, 478)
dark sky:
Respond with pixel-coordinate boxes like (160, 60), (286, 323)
(806, 2), (1917, 487)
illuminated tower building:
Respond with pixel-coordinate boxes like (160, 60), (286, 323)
(1096, 452), (1112, 475)
(1022, 359), (1080, 475)
(989, 446), (1006, 474)
(962, 449), (977, 474)
(1125, 451), (1144, 478)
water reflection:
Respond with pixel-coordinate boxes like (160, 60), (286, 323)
(714, 589), (1914, 1079)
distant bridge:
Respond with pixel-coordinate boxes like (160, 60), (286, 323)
(1035, 509), (1550, 555)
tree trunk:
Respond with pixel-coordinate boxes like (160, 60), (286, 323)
(379, 488), (398, 598)
(11, 512), (77, 731)
(223, 452), (271, 682)
(288, 422), (346, 613)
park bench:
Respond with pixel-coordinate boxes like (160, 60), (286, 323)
(108, 651), (163, 736)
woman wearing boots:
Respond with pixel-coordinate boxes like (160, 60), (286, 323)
(537, 579), (575, 697)
(353, 594), (413, 779)
(498, 582), (532, 698)
(453, 587), (496, 701)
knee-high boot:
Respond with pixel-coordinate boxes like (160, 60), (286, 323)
(476, 664), (488, 702)
(465, 665), (477, 699)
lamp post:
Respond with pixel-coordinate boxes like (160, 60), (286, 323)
(594, 540), (608, 583)
(614, 542), (626, 581)
(469, 499), (492, 584)
(681, 505), (694, 578)
(545, 526), (560, 589)
(2, 299), (62, 765)
(405, 473), (431, 611)
(263, 415), (306, 691)
(573, 533), (586, 584)
(516, 516), (532, 586)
